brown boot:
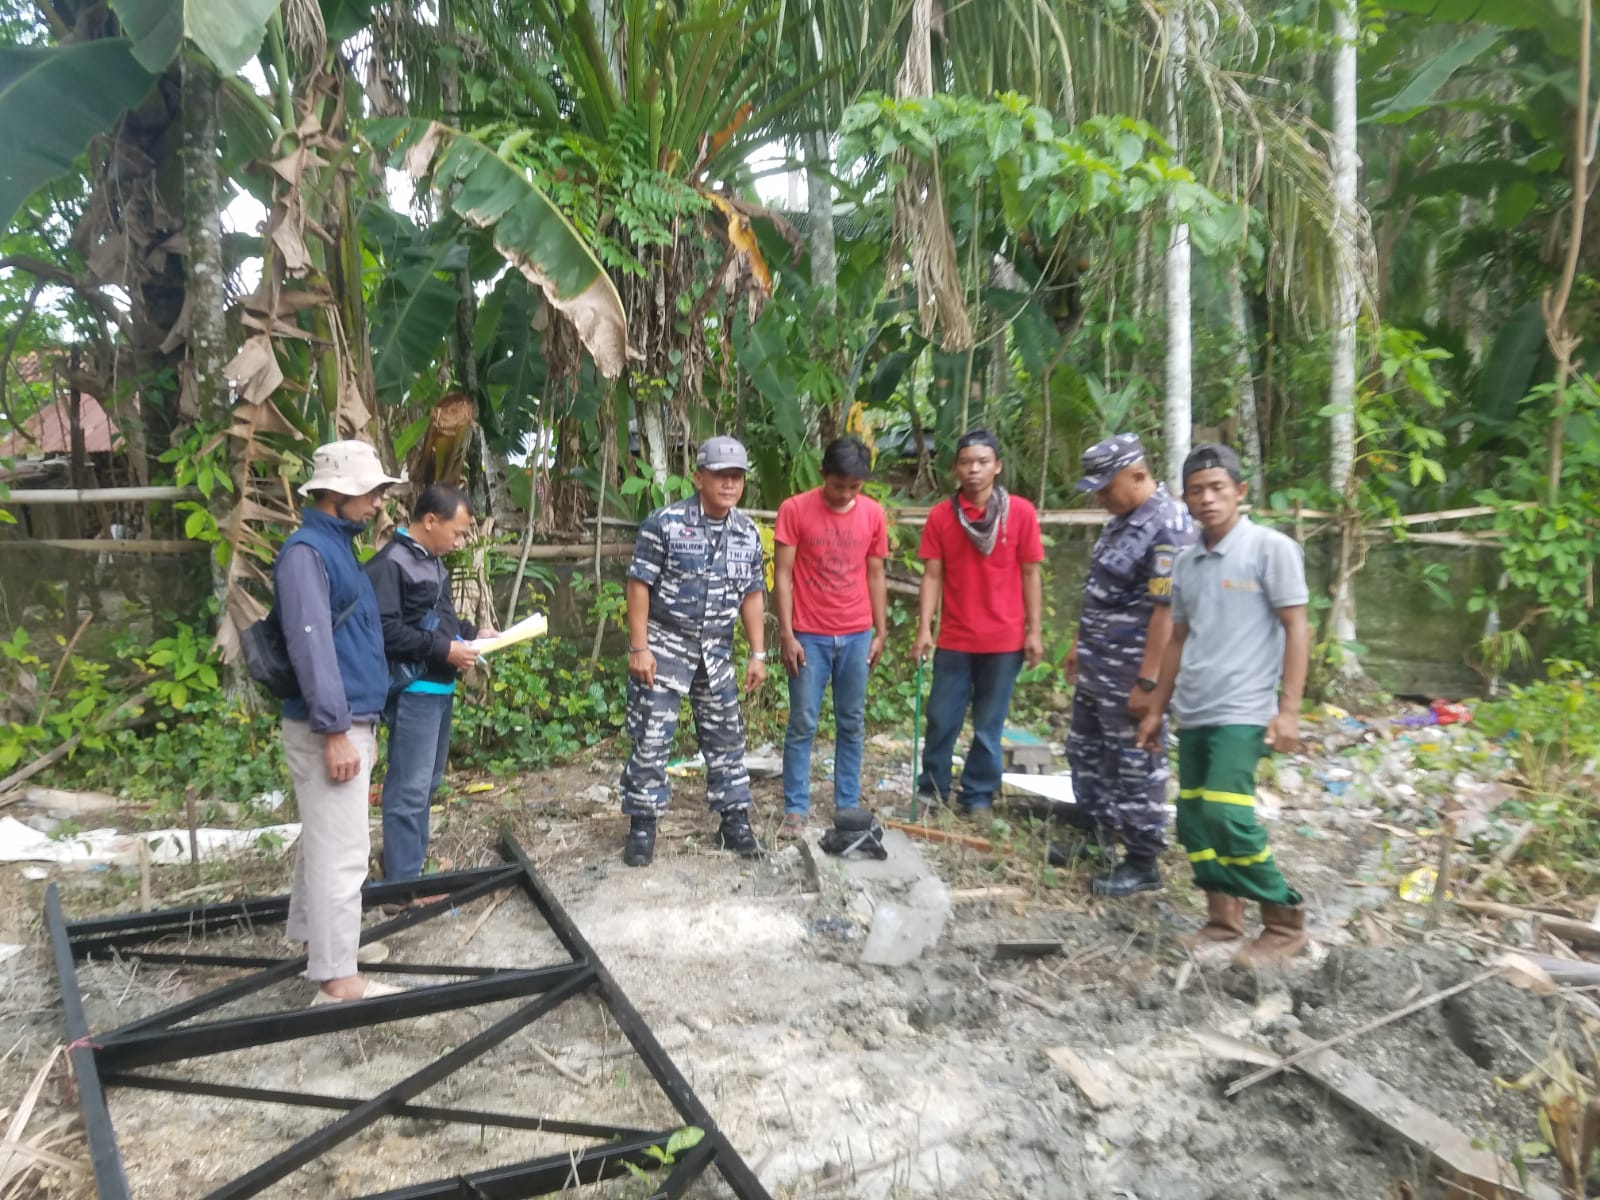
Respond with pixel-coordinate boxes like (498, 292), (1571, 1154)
(1231, 903), (1309, 969)
(1180, 892), (1247, 949)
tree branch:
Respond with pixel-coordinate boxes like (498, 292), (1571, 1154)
(0, 283), (46, 446)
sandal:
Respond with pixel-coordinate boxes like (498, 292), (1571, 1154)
(311, 978), (404, 1005)
(778, 813), (806, 840)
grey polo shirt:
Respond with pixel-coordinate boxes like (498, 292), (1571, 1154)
(1169, 517), (1309, 728)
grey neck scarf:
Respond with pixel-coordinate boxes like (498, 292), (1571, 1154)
(953, 486), (1009, 556)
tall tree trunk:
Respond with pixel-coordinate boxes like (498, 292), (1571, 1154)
(182, 57), (228, 429)
(1162, 3), (1191, 493)
(807, 130), (837, 304)
(1327, 0), (1362, 664)
(182, 53), (251, 696)
(1541, 0), (1593, 504)
(1227, 263), (1263, 478)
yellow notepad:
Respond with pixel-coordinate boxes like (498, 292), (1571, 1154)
(468, 612), (549, 655)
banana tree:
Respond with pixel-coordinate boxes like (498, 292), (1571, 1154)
(363, 0), (826, 518)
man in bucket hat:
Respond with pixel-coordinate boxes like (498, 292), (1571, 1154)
(276, 440), (405, 1003)
(1060, 433), (1194, 897)
(618, 436), (768, 867)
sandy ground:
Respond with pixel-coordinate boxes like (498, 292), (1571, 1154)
(0, 725), (1585, 1199)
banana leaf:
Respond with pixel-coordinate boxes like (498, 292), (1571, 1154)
(110, 0), (280, 74)
(371, 118), (628, 379)
(0, 39), (156, 229)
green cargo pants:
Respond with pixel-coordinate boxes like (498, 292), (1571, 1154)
(1174, 725), (1302, 906)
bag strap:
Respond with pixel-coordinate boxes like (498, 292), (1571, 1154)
(331, 600), (360, 630)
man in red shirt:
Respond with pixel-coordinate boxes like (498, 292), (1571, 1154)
(913, 430), (1045, 815)
(774, 436), (890, 838)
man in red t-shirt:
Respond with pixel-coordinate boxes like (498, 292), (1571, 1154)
(773, 436), (889, 838)
(912, 429), (1044, 814)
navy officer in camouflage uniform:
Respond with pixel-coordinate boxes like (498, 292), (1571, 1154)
(1062, 433), (1196, 896)
(618, 435), (768, 867)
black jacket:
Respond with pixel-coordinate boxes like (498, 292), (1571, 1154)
(365, 530), (479, 685)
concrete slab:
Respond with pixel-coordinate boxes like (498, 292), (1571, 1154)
(839, 828), (933, 886)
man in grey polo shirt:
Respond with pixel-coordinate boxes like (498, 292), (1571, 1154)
(1137, 443), (1311, 968)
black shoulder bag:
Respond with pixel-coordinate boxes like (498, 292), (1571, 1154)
(241, 601), (360, 700)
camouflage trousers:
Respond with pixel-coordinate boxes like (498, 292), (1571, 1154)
(1064, 686), (1170, 858)
(619, 662), (752, 818)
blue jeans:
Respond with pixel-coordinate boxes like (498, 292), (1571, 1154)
(782, 630), (872, 816)
(919, 648), (1024, 810)
(380, 689), (454, 880)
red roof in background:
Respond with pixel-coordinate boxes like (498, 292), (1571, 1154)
(0, 392), (125, 459)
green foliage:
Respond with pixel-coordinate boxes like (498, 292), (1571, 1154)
(621, 1126), (706, 1183)
(158, 423), (233, 547)
(452, 637), (628, 774)
(839, 94), (1243, 253)
(1469, 374), (1600, 661)
(110, 0), (279, 74)
(0, 38), (156, 227)
(0, 620), (254, 810)
(1476, 661), (1600, 883)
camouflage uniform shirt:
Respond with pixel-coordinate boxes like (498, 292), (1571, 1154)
(627, 495), (766, 695)
(1076, 484), (1196, 696)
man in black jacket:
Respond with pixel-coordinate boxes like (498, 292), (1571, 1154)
(366, 484), (490, 881)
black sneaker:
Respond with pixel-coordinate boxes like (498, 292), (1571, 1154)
(715, 811), (764, 858)
(1091, 856), (1163, 897)
(623, 817), (656, 867)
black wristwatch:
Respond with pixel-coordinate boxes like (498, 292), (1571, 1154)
(1136, 677), (1158, 693)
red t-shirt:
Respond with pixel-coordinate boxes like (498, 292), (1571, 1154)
(775, 489), (889, 635)
(919, 492), (1044, 652)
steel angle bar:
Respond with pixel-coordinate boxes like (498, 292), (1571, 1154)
(499, 831), (773, 1200)
(95, 865), (522, 1041)
(61, 863), (506, 941)
(66, 865), (521, 960)
(354, 1131), (685, 1200)
(114, 951), (505, 977)
(44, 885), (130, 1200)
(97, 963), (589, 1072)
(201, 965), (597, 1200)
(102, 1073), (656, 1141)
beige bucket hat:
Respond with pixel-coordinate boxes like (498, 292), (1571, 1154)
(297, 440), (407, 497)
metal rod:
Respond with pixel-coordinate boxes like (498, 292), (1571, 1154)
(114, 951), (505, 977)
(104, 1072), (652, 1141)
(0, 485), (200, 504)
(499, 832), (773, 1200)
(43, 886), (131, 1200)
(202, 965), (597, 1200)
(97, 963), (589, 1072)
(354, 1130), (682, 1200)
(64, 865), (509, 943)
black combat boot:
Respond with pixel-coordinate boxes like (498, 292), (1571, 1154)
(715, 809), (764, 858)
(622, 816), (656, 867)
(1090, 855), (1163, 897)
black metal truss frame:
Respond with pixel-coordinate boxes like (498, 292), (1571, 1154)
(47, 830), (773, 1200)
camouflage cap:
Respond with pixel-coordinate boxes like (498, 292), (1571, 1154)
(696, 435), (750, 471)
(1075, 432), (1146, 492)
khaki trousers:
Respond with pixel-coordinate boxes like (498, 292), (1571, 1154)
(282, 719), (375, 981)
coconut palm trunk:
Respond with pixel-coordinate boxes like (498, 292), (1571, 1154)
(1327, 0), (1363, 668)
(1162, 3), (1192, 491)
